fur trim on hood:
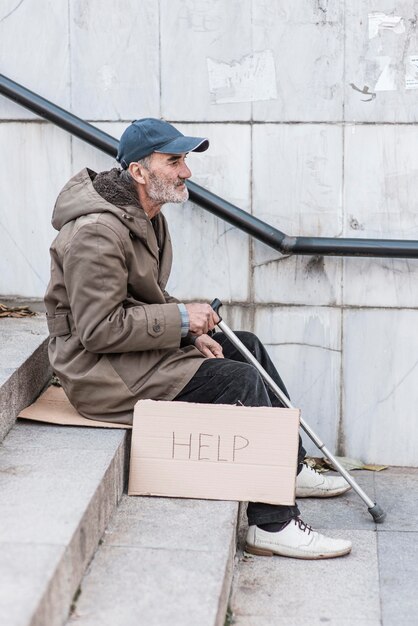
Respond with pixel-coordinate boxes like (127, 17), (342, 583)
(51, 168), (146, 233)
(93, 168), (140, 208)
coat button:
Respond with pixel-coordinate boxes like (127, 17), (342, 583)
(153, 323), (161, 333)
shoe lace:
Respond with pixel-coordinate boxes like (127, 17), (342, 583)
(304, 463), (320, 476)
(294, 517), (312, 535)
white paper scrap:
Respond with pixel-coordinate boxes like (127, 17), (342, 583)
(368, 12), (405, 39)
(406, 55), (418, 90)
(207, 50), (277, 104)
(374, 56), (397, 91)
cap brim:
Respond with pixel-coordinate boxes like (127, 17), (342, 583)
(155, 136), (209, 155)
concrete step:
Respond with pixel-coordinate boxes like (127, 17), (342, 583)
(0, 314), (51, 442)
(0, 308), (239, 626)
(0, 421), (128, 626)
(67, 495), (239, 626)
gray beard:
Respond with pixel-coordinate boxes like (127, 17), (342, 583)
(147, 171), (189, 204)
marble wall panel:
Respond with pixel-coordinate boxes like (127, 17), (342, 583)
(0, 0), (70, 120)
(164, 123), (250, 301)
(71, 122), (127, 174)
(252, 0), (344, 121)
(254, 306), (342, 456)
(253, 256), (343, 307)
(70, 0), (160, 120)
(343, 309), (418, 466)
(345, 0), (418, 122)
(160, 0), (252, 121)
(343, 124), (418, 307)
(0, 123), (72, 297)
(218, 304), (254, 334)
(252, 124), (343, 305)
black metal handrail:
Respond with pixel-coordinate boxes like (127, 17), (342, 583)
(1, 73), (418, 258)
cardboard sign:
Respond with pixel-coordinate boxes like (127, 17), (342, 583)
(128, 400), (300, 505)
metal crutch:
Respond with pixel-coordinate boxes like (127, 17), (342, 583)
(210, 298), (386, 523)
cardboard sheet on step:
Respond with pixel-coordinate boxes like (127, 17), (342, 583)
(18, 385), (132, 429)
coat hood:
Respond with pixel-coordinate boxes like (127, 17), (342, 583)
(51, 168), (149, 240)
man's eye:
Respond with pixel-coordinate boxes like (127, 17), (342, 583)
(169, 156), (186, 166)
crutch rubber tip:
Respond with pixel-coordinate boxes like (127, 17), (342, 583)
(368, 504), (386, 523)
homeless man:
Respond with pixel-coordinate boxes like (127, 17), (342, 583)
(45, 118), (352, 560)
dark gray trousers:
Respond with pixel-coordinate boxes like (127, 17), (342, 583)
(174, 331), (305, 525)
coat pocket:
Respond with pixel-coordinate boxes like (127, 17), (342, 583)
(107, 350), (166, 395)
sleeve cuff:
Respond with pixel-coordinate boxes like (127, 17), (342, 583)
(177, 303), (190, 338)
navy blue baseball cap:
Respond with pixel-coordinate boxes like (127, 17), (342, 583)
(116, 118), (209, 169)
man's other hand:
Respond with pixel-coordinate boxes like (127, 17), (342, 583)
(194, 334), (224, 359)
(185, 303), (219, 335)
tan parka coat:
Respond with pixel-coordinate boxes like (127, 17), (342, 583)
(44, 168), (205, 423)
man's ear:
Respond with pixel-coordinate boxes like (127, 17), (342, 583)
(128, 162), (147, 185)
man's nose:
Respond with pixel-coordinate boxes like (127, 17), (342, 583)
(180, 162), (192, 179)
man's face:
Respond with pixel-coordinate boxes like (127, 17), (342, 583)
(143, 152), (192, 204)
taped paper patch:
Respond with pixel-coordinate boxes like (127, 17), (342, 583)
(368, 12), (405, 39)
(207, 50), (277, 104)
(406, 55), (418, 90)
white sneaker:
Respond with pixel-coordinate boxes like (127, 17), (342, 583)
(245, 519), (352, 559)
(296, 463), (351, 498)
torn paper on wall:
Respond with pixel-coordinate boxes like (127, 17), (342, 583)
(374, 56), (397, 91)
(406, 55), (418, 89)
(99, 65), (117, 90)
(368, 12), (405, 39)
(207, 50), (277, 104)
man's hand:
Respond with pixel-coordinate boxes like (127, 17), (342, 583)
(194, 334), (224, 359)
(185, 303), (219, 335)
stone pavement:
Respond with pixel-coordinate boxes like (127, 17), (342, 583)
(229, 468), (418, 626)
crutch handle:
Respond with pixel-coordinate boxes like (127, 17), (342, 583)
(210, 298), (223, 321)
